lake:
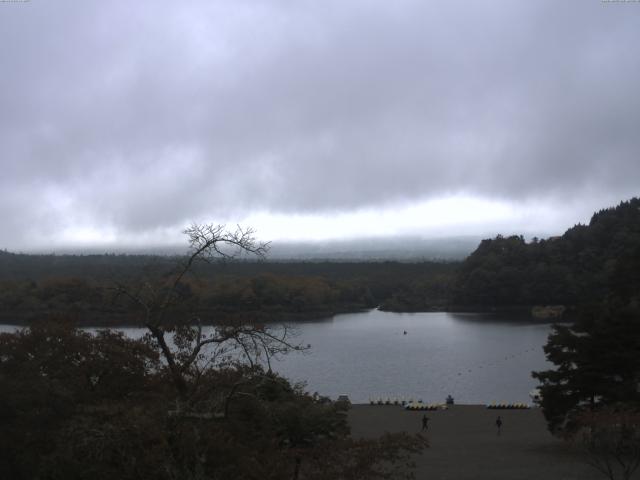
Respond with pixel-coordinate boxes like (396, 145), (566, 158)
(0, 309), (556, 404)
(272, 309), (555, 404)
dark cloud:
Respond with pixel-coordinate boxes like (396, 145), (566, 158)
(0, 0), (638, 248)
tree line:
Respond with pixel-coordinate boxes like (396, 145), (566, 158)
(0, 225), (427, 479)
(528, 199), (640, 479)
(452, 198), (640, 311)
(0, 251), (455, 325)
(1, 199), (639, 478)
(1, 198), (638, 324)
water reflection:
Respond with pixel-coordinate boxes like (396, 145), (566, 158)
(0, 310), (554, 404)
(273, 310), (554, 404)
(448, 311), (565, 326)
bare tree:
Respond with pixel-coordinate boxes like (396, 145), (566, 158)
(575, 408), (640, 480)
(115, 224), (304, 400)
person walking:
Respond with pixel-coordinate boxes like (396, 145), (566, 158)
(495, 415), (503, 436)
(421, 414), (429, 432)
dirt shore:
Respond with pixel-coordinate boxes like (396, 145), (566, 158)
(348, 405), (614, 480)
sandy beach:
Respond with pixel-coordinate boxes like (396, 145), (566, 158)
(349, 405), (613, 480)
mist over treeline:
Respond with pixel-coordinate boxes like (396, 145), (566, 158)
(0, 198), (637, 325)
(18, 235), (485, 261)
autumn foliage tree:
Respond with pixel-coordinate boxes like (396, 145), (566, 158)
(0, 225), (427, 479)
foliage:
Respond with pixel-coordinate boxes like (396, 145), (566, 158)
(0, 256), (455, 324)
(454, 198), (640, 309)
(0, 320), (163, 480)
(532, 305), (640, 433)
(0, 224), (427, 479)
(575, 407), (640, 480)
(528, 200), (640, 477)
(0, 320), (427, 479)
(1, 197), (638, 319)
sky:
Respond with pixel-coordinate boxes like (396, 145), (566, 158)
(1, 0), (639, 252)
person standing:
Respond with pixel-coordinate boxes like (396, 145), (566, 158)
(421, 414), (429, 431)
(496, 415), (503, 436)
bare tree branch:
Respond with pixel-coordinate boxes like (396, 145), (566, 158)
(112, 224), (302, 404)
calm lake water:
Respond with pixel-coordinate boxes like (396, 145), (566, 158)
(271, 310), (554, 404)
(0, 309), (556, 404)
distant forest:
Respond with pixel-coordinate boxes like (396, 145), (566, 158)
(0, 198), (638, 325)
(452, 197), (640, 312)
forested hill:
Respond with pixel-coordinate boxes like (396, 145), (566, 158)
(0, 198), (638, 324)
(452, 198), (640, 309)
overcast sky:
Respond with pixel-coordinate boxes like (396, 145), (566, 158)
(1, 0), (638, 251)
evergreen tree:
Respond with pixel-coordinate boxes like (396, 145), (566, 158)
(532, 306), (640, 433)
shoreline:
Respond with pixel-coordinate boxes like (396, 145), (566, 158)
(0, 306), (370, 328)
(0, 306), (570, 329)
